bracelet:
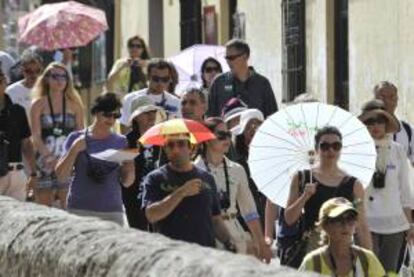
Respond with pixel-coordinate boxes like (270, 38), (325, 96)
(30, 172), (38, 177)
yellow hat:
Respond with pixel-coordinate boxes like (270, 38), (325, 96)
(318, 197), (358, 223)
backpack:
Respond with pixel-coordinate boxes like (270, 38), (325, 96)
(394, 120), (412, 156)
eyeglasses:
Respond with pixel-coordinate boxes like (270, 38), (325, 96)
(165, 140), (188, 149)
(326, 212), (357, 225)
(102, 111), (121, 119)
(225, 52), (245, 61)
(363, 116), (387, 126)
(129, 43), (143, 49)
(48, 73), (68, 81)
(215, 130), (232, 140)
(151, 76), (170, 84)
(204, 66), (220, 73)
(319, 141), (342, 152)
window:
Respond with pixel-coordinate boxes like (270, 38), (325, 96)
(281, 0), (306, 102)
(180, 0), (202, 49)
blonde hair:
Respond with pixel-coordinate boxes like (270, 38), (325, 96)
(32, 62), (83, 107)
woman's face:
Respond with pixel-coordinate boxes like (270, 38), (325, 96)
(134, 110), (157, 133)
(323, 212), (357, 243)
(364, 116), (387, 140)
(202, 61), (221, 88)
(243, 118), (262, 146)
(316, 134), (342, 163)
(128, 38), (144, 58)
(47, 67), (68, 93)
(96, 110), (121, 129)
(207, 123), (232, 154)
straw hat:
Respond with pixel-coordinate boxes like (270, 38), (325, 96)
(358, 99), (400, 134)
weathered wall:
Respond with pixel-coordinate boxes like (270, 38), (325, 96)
(237, 0), (283, 107)
(118, 0), (150, 59)
(349, 0), (414, 121)
(0, 196), (317, 277)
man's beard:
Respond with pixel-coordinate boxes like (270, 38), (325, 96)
(170, 154), (190, 168)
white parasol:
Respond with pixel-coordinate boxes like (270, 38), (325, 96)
(248, 102), (377, 208)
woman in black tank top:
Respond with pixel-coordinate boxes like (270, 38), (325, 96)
(284, 126), (372, 256)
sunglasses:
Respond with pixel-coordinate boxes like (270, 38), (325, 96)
(165, 140), (188, 149)
(319, 141), (342, 152)
(225, 52), (245, 61)
(151, 76), (170, 83)
(363, 116), (387, 126)
(215, 130), (232, 140)
(48, 73), (68, 81)
(204, 66), (220, 73)
(129, 43), (143, 49)
(326, 212), (357, 225)
(23, 68), (41, 75)
(102, 111), (121, 119)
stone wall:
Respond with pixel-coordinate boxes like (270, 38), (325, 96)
(0, 196), (317, 277)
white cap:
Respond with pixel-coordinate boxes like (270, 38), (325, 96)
(231, 109), (264, 135)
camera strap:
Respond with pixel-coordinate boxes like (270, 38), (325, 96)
(203, 157), (231, 197)
(46, 91), (66, 136)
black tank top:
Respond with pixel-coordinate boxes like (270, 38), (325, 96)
(301, 170), (356, 230)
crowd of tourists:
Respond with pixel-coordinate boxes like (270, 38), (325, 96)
(1, 36), (414, 276)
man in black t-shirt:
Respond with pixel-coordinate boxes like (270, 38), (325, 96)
(142, 133), (236, 249)
(0, 69), (37, 201)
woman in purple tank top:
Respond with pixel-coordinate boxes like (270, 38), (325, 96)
(55, 93), (135, 226)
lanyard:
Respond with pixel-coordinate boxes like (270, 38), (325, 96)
(46, 91), (66, 136)
(328, 248), (356, 277)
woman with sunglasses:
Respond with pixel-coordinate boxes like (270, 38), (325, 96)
(31, 62), (84, 208)
(359, 99), (414, 274)
(55, 93), (135, 225)
(200, 58), (223, 106)
(283, 126), (372, 265)
(299, 197), (385, 276)
(107, 35), (150, 95)
(194, 117), (272, 262)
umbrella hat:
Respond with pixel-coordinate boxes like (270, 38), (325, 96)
(139, 119), (216, 146)
(248, 102), (377, 208)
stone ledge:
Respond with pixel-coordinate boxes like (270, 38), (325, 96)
(0, 196), (317, 277)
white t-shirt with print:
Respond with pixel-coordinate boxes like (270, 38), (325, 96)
(6, 80), (32, 116)
(120, 88), (181, 126)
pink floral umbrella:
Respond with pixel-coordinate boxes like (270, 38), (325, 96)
(18, 1), (108, 50)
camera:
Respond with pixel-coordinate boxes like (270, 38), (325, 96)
(131, 60), (139, 67)
(372, 171), (386, 189)
(218, 190), (231, 210)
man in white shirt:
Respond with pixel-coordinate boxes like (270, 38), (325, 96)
(120, 59), (181, 134)
(374, 82), (414, 165)
(6, 52), (43, 117)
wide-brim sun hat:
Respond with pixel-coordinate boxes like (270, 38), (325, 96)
(358, 99), (400, 134)
(231, 108), (264, 136)
(128, 95), (166, 126)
